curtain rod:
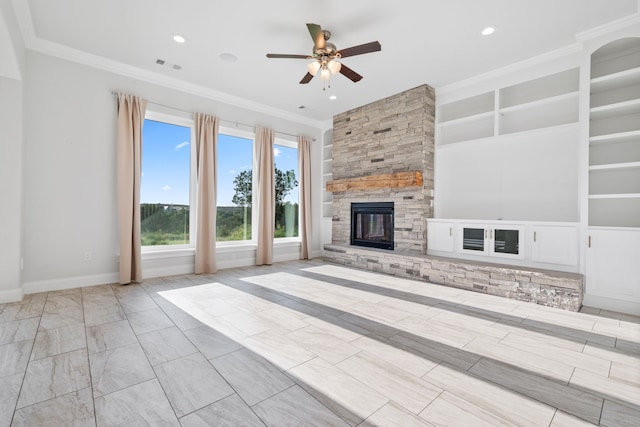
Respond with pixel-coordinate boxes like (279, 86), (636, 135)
(111, 91), (311, 140)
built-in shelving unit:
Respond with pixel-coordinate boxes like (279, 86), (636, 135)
(437, 68), (579, 146)
(588, 38), (640, 228)
(322, 136), (333, 218)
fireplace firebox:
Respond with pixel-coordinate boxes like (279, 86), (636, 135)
(351, 202), (394, 250)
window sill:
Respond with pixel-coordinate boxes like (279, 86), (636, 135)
(141, 247), (195, 260)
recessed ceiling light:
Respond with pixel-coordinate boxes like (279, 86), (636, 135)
(481, 26), (496, 36)
(220, 52), (238, 62)
(172, 34), (186, 43)
(329, 95), (337, 100)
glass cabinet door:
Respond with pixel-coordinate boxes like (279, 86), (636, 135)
(461, 227), (487, 254)
(490, 226), (525, 259)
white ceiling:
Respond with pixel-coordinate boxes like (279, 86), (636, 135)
(14, 0), (640, 124)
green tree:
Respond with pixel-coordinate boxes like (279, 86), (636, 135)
(231, 168), (298, 207)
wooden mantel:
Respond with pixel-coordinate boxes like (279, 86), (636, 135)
(326, 171), (423, 192)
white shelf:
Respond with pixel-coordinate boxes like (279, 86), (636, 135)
(589, 193), (640, 199)
(438, 111), (493, 127)
(590, 98), (640, 121)
(499, 91), (578, 114)
(589, 161), (640, 171)
(590, 66), (640, 92)
(589, 130), (640, 145)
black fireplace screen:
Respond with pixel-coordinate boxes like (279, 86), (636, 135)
(351, 202), (394, 250)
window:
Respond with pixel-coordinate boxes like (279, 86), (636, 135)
(217, 129), (253, 242)
(140, 112), (195, 248)
(274, 140), (299, 239)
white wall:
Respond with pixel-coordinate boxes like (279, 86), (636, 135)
(0, 0), (23, 301)
(20, 51), (323, 294)
(0, 77), (23, 300)
(436, 125), (580, 221)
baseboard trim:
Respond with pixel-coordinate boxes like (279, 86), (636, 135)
(582, 294), (640, 316)
(0, 287), (23, 303)
(23, 273), (120, 295)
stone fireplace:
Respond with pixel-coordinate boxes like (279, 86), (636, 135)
(328, 84), (435, 254)
(323, 84), (583, 312)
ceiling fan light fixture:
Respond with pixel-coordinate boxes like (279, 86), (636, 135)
(328, 59), (341, 74)
(320, 67), (331, 81)
(307, 61), (321, 76)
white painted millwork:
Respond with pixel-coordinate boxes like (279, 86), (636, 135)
(584, 228), (640, 313)
(427, 220), (579, 273)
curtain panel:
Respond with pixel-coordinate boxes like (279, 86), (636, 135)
(116, 93), (147, 284)
(255, 127), (275, 265)
(298, 136), (312, 259)
(194, 113), (219, 274)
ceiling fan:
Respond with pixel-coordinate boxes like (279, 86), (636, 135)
(266, 23), (381, 87)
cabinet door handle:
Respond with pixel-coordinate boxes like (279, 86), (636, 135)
(485, 229), (487, 239)
(449, 227), (452, 236)
(534, 231), (537, 242)
(490, 229), (493, 239)
(588, 235), (591, 248)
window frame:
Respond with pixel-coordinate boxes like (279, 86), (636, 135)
(141, 110), (196, 253)
(216, 126), (256, 247)
(273, 136), (301, 243)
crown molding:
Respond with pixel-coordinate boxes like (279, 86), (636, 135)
(575, 12), (640, 43)
(11, 1), (323, 129)
(437, 11), (640, 98)
(436, 43), (582, 97)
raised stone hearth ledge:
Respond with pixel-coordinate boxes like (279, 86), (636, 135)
(323, 244), (583, 312)
(326, 171), (423, 192)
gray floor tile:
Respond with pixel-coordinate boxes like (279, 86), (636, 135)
(137, 326), (198, 365)
(154, 352), (234, 417)
(31, 323), (86, 360)
(179, 394), (265, 427)
(0, 373), (23, 427)
(12, 387), (95, 427)
(86, 319), (137, 354)
(17, 348), (91, 409)
(600, 399), (640, 427)
(253, 385), (348, 427)
(211, 348), (294, 406)
(0, 339), (33, 377)
(39, 307), (85, 331)
(183, 325), (243, 359)
(126, 308), (175, 335)
(94, 379), (180, 427)
(89, 342), (155, 397)
(361, 401), (435, 427)
(83, 294), (126, 327)
(0, 317), (39, 345)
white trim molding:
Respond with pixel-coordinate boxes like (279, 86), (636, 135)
(22, 273), (119, 295)
(0, 287), (23, 303)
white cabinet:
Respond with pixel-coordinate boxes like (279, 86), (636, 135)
(589, 38), (640, 227)
(585, 228), (640, 311)
(427, 219), (578, 272)
(531, 225), (578, 266)
(427, 220), (454, 253)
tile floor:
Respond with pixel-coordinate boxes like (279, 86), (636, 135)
(0, 259), (639, 426)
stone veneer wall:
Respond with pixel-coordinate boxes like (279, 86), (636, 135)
(324, 244), (583, 311)
(331, 84), (435, 255)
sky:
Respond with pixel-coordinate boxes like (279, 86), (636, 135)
(141, 119), (299, 206)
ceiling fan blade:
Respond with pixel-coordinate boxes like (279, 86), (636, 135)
(306, 23), (325, 50)
(266, 54), (310, 59)
(299, 72), (314, 84)
(339, 64), (363, 82)
(337, 41), (381, 58)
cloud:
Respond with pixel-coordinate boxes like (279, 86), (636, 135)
(273, 147), (281, 157)
(175, 141), (190, 151)
(229, 169), (236, 175)
(162, 185), (172, 191)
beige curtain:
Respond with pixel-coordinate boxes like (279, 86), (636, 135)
(194, 113), (219, 274)
(116, 93), (147, 284)
(255, 127), (275, 265)
(298, 136), (312, 259)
